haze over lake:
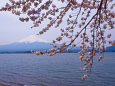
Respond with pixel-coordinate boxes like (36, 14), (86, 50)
(0, 53), (115, 86)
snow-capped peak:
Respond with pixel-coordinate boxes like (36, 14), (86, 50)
(18, 35), (48, 43)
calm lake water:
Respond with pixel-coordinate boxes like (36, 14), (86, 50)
(0, 53), (115, 86)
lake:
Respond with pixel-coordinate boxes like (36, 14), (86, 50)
(0, 53), (115, 86)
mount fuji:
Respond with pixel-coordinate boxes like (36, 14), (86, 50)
(0, 35), (114, 53)
(0, 35), (53, 53)
(18, 35), (48, 43)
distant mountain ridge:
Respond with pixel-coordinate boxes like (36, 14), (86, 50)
(0, 41), (81, 53)
(0, 35), (114, 53)
(0, 35), (52, 53)
(106, 45), (115, 52)
(0, 42), (114, 53)
(0, 42), (53, 53)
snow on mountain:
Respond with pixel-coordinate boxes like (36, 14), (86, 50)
(0, 35), (52, 53)
(18, 35), (48, 43)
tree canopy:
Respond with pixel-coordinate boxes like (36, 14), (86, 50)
(0, 0), (115, 80)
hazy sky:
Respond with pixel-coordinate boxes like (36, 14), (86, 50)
(0, 0), (61, 45)
(0, 0), (115, 45)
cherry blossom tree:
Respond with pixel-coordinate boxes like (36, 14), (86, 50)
(0, 0), (115, 80)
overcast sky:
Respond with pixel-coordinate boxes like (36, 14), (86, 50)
(0, 0), (114, 45)
(0, 0), (62, 45)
